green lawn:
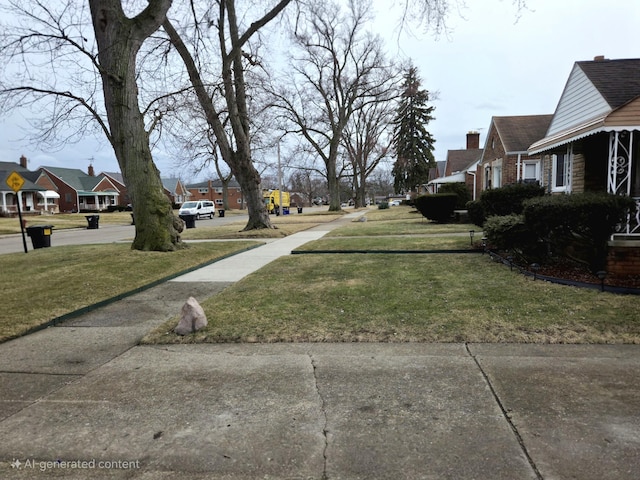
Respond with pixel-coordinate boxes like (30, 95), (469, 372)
(0, 241), (260, 341)
(143, 207), (640, 345)
(143, 252), (640, 344)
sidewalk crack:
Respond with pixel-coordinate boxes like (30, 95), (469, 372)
(309, 355), (329, 480)
(465, 343), (544, 480)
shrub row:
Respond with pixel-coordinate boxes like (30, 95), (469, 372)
(467, 183), (545, 227)
(484, 192), (636, 272)
(414, 193), (458, 223)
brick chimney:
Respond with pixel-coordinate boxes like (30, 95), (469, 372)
(20, 155), (28, 168)
(88, 164), (95, 176)
(594, 55), (607, 61)
(466, 131), (480, 150)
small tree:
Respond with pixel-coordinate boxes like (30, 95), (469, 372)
(392, 64), (436, 194)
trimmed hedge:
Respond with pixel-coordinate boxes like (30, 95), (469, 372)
(438, 182), (470, 209)
(522, 192), (636, 271)
(414, 194), (458, 223)
(469, 183), (546, 226)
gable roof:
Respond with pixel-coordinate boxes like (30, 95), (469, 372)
(445, 149), (482, 175)
(578, 58), (640, 109)
(42, 166), (105, 191)
(530, 58), (640, 153)
(161, 177), (181, 194)
(0, 162), (45, 191)
(102, 171), (125, 186)
(492, 115), (553, 153)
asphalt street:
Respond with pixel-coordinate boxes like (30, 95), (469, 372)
(0, 212), (248, 255)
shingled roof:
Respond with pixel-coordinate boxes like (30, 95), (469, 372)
(578, 58), (640, 109)
(492, 115), (553, 153)
(42, 166), (103, 191)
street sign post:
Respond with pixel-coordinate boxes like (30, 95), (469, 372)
(5, 171), (28, 253)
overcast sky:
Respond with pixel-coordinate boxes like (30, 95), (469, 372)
(1, 0), (638, 180)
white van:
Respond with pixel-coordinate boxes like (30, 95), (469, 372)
(178, 200), (215, 219)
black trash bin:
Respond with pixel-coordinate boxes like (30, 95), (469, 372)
(218, 209), (225, 218)
(26, 225), (53, 249)
(297, 207), (303, 214)
(180, 214), (196, 229)
(85, 215), (100, 229)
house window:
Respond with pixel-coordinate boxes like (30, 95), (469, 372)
(523, 161), (540, 183)
(484, 165), (491, 190)
(552, 148), (571, 192)
(198, 188), (208, 194)
(492, 160), (502, 189)
(215, 188), (223, 194)
(215, 199), (224, 205)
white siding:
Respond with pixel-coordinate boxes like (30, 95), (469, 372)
(547, 64), (610, 136)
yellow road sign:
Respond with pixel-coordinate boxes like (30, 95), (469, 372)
(6, 171), (25, 193)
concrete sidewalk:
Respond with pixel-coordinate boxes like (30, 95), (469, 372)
(1, 211), (639, 479)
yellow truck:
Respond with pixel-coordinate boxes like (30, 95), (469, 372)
(263, 189), (291, 214)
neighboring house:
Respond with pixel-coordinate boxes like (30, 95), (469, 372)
(428, 132), (483, 200)
(40, 165), (120, 212)
(102, 172), (130, 207)
(0, 156), (59, 215)
(161, 177), (191, 206)
(528, 56), (640, 276)
(479, 114), (553, 193)
(187, 179), (243, 209)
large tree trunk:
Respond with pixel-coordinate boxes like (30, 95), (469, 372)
(90, 0), (182, 251)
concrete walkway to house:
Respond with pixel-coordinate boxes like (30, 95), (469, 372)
(1, 211), (639, 479)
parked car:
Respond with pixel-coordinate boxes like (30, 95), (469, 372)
(178, 200), (215, 219)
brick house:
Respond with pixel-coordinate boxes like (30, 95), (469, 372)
(40, 165), (120, 212)
(0, 156), (60, 215)
(478, 115), (553, 193)
(428, 132), (482, 200)
(186, 179), (243, 209)
(102, 172), (130, 207)
(161, 177), (191, 206)
(528, 56), (640, 276)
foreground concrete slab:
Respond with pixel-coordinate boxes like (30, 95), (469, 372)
(0, 373), (80, 421)
(0, 346), (326, 479)
(312, 353), (535, 480)
(470, 344), (640, 480)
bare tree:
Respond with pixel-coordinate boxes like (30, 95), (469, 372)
(343, 68), (401, 207)
(162, 0), (292, 231)
(268, 0), (394, 211)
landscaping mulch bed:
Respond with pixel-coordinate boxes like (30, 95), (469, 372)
(495, 253), (640, 290)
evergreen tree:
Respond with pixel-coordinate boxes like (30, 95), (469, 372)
(392, 65), (436, 194)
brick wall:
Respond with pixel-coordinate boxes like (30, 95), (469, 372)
(607, 242), (640, 277)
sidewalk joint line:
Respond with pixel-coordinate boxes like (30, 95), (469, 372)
(310, 355), (329, 480)
(465, 343), (544, 480)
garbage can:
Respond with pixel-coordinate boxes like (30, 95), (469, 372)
(297, 207), (303, 214)
(180, 214), (196, 229)
(26, 225), (53, 249)
(85, 215), (100, 229)
(283, 207), (290, 215)
(218, 209), (225, 218)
